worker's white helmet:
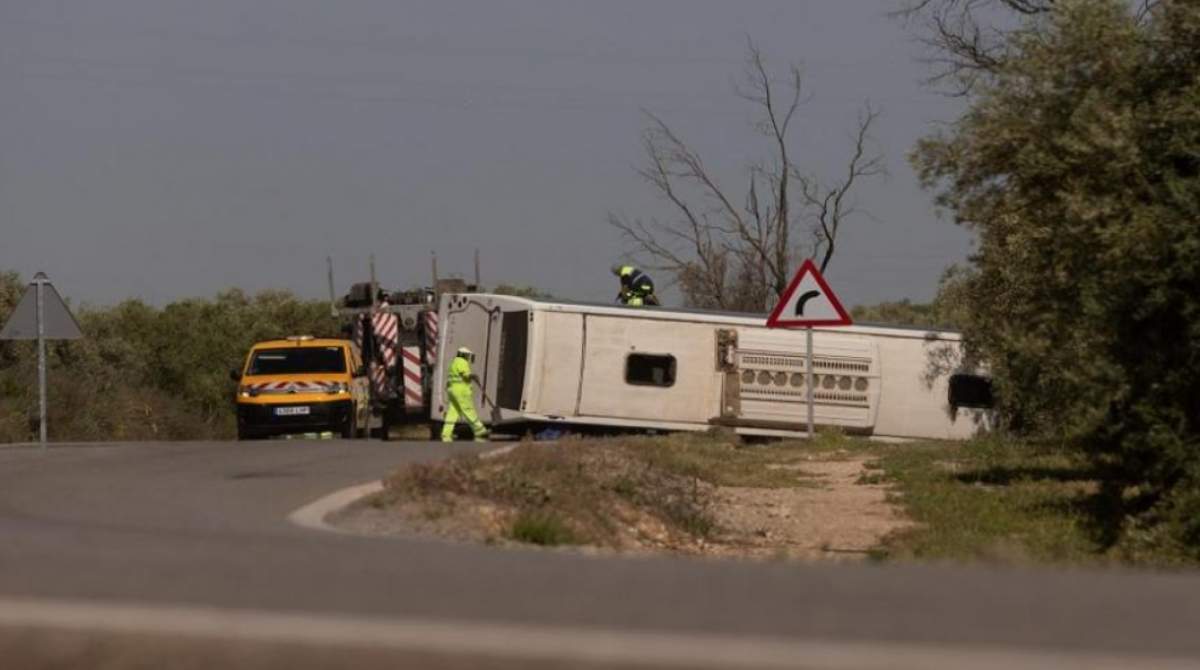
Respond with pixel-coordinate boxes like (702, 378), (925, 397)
(457, 347), (474, 356)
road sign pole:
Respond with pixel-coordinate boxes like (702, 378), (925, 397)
(806, 326), (814, 440)
(0, 272), (83, 448)
(36, 276), (47, 448)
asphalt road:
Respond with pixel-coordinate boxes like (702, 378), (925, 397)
(1, 439), (1199, 669)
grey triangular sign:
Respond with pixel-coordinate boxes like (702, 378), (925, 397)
(0, 276), (84, 340)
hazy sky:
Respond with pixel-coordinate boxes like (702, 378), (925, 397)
(0, 0), (973, 309)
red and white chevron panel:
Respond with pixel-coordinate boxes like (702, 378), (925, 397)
(245, 381), (342, 394)
(400, 346), (424, 408)
(370, 305), (400, 399)
(423, 311), (439, 366)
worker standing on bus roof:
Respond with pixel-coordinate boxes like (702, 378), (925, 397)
(612, 264), (659, 306)
(441, 347), (489, 443)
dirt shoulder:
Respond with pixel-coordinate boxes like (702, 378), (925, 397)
(332, 432), (911, 562)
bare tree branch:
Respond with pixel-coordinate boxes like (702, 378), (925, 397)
(609, 41), (884, 311)
(893, 0), (1057, 94)
(796, 102), (884, 273)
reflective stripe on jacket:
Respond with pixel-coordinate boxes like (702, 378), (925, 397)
(620, 267), (654, 294)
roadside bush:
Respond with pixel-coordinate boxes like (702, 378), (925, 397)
(382, 433), (833, 550)
(508, 510), (578, 546)
(0, 274), (338, 442)
(913, 0), (1200, 556)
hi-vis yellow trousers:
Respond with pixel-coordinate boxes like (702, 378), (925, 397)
(441, 384), (487, 442)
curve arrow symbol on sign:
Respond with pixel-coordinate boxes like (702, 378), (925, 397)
(765, 259), (852, 328)
(794, 290), (821, 316)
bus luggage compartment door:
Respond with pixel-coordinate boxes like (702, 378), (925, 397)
(728, 329), (880, 432)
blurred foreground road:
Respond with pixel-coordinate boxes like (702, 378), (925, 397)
(0, 439), (1198, 669)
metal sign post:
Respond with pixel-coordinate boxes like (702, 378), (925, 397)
(765, 260), (853, 439)
(806, 326), (814, 440)
(0, 272), (84, 448)
(36, 276), (47, 447)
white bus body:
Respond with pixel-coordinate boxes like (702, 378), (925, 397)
(431, 294), (991, 441)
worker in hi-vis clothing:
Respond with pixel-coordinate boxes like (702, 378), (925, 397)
(441, 347), (489, 443)
(611, 264), (659, 306)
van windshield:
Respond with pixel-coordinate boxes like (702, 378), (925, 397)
(248, 347), (346, 375)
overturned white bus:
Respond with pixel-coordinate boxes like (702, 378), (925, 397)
(430, 294), (993, 441)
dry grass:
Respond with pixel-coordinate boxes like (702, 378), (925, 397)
(370, 430), (837, 550)
(357, 430), (1199, 567)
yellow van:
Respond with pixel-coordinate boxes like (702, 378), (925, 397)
(231, 336), (369, 440)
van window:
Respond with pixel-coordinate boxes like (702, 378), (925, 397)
(949, 373), (994, 409)
(249, 347), (347, 375)
(626, 354), (676, 387)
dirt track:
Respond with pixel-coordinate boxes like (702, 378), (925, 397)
(336, 451), (912, 562)
(710, 457), (912, 561)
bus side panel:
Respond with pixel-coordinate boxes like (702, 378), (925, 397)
(872, 335), (984, 440)
(576, 316), (719, 423)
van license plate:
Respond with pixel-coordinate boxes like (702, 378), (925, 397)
(275, 406), (310, 416)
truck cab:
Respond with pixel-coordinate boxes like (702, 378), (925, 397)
(232, 336), (369, 440)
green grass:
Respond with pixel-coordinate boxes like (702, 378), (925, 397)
(871, 437), (1106, 565)
(508, 510), (578, 546)
(376, 429), (1190, 565)
(378, 430), (833, 549)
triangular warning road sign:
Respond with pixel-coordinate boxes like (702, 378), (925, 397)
(765, 259), (853, 328)
(0, 274), (84, 340)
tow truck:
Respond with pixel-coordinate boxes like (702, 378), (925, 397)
(326, 255), (480, 440)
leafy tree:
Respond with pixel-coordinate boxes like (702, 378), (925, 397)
(895, 0), (1159, 94)
(913, 0), (1200, 555)
(0, 271), (24, 367)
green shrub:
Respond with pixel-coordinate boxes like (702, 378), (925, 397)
(509, 510), (578, 546)
(0, 276), (338, 442)
(913, 0), (1200, 556)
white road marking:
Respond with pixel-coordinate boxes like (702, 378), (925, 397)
(286, 443), (518, 532)
(479, 442), (520, 459)
(0, 596), (1192, 670)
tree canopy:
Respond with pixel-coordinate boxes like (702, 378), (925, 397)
(913, 0), (1200, 555)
